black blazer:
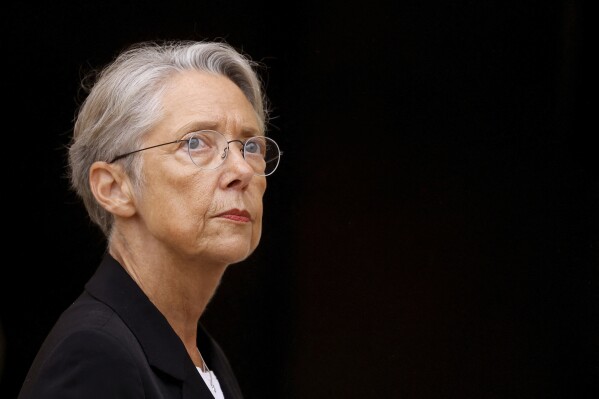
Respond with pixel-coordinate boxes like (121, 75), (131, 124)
(18, 252), (244, 399)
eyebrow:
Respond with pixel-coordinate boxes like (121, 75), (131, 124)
(176, 121), (261, 139)
(175, 121), (219, 135)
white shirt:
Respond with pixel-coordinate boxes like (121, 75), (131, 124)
(197, 367), (225, 399)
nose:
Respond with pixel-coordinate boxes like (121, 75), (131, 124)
(224, 141), (255, 177)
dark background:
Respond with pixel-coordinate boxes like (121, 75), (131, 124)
(1, 1), (595, 398)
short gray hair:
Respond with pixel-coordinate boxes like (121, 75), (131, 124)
(68, 40), (269, 238)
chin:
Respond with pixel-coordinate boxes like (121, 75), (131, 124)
(216, 241), (257, 265)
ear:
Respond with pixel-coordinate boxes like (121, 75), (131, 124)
(89, 161), (136, 217)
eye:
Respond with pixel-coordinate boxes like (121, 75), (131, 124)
(187, 135), (206, 150)
(184, 131), (218, 152)
(245, 138), (266, 157)
(181, 130), (227, 170)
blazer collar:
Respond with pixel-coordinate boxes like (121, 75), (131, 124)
(84, 252), (244, 398)
(84, 252), (200, 383)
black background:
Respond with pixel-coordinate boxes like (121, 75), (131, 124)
(1, 1), (596, 398)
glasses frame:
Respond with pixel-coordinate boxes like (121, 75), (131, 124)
(108, 130), (282, 176)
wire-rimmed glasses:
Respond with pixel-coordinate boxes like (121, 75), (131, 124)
(109, 130), (282, 176)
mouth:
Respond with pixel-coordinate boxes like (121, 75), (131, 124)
(215, 209), (251, 223)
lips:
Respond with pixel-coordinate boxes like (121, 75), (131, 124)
(216, 209), (251, 222)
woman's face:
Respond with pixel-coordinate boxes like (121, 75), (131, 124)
(134, 70), (266, 265)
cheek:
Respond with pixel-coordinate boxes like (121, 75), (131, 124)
(142, 170), (216, 237)
(174, 177), (215, 223)
(250, 182), (266, 248)
(250, 179), (266, 217)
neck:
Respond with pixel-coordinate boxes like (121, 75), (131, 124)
(108, 231), (228, 363)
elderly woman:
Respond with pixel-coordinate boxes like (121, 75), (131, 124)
(18, 40), (281, 399)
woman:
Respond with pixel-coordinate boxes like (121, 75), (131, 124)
(18, 39), (282, 399)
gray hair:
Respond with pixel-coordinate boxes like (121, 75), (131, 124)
(68, 40), (270, 238)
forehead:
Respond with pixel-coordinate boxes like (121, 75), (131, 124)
(158, 70), (260, 132)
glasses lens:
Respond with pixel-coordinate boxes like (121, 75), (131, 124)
(186, 130), (228, 170)
(244, 136), (281, 176)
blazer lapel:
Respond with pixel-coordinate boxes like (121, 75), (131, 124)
(85, 253), (218, 398)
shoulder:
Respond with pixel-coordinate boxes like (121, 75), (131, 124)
(41, 291), (137, 349)
(19, 329), (146, 398)
(18, 294), (147, 398)
(41, 290), (144, 365)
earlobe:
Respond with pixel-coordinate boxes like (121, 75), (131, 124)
(89, 161), (136, 217)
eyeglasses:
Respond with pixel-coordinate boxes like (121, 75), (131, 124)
(109, 130), (282, 176)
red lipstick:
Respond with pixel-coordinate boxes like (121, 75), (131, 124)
(216, 209), (251, 222)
